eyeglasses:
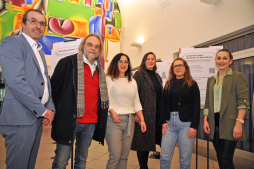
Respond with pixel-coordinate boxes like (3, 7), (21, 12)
(85, 42), (100, 49)
(118, 61), (129, 65)
(27, 18), (47, 27)
(173, 64), (185, 69)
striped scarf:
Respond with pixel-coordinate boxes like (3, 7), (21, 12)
(76, 51), (109, 117)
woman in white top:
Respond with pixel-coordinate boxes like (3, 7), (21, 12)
(105, 53), (147, 169)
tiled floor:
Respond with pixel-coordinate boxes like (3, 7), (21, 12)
(0, 126), (249, 169)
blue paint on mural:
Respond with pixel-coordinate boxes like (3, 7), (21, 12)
(26, 0), (34, 5)
(107, 26), (113, 34)
(89, 16), (102, 36)
(39, 35), (70, 55)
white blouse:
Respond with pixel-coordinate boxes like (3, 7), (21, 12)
(106, 76), (142, 115)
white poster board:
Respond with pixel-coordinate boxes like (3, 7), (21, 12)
(51, 39), (82, 75)
(156, 60), (172, 87)
(179, 46), (223, 108)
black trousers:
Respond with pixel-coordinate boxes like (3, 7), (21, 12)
(212, 113), (237, 169)
(137, 151), (149, 169)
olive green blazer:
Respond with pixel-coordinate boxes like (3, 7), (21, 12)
(204, 71), (249, 141)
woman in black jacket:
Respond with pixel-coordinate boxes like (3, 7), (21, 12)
(160, 58), (200, 169)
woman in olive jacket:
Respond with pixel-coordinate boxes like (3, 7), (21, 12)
(203, 49), (249, 169)
(131, 52), (163, 169)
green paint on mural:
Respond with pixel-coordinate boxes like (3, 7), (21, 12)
(45, 32), (64, 37)
(104, 38), (108, 61)
(114, 12), (121, 29)
(92, 0), (98, 7)
(48, 0), (94, 21)
(0, 10), (22, 41)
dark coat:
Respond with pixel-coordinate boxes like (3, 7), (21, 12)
(160, 80), (200, 129)
(131, 69), (163, 151)
(50, 54), (108, 145)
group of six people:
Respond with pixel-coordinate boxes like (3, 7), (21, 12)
(0, 9), (249, 169)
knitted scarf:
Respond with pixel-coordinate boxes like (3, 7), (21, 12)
(76, 51), (109, 117)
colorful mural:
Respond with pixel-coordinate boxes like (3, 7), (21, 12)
(0, 0), (122, 68)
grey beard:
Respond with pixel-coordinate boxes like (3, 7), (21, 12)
(85, 54), (100, 64)
(85, 55), (96, 62)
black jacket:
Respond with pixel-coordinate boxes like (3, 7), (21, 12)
(50, 54), (108, 145)
(160, 80), (200, 129)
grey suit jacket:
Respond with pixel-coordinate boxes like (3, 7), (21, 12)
(204, 71), (249, 141)
(0, 34), (55, 125)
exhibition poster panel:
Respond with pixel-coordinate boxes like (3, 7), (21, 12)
(51, 39), (82, 75)
(156, 61), (172, 87)
(179, 46), (223, 107)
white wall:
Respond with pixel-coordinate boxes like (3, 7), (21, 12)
(105, 41), (121, 71)
(9, 0), (252, 73)
(115, 0), (254, 68)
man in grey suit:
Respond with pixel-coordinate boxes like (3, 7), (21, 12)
(0, 9), (55, 169)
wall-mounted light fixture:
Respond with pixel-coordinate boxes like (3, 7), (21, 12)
(130, 37), (144, 47)
(200, 0), (222, 5)
(130, 42), (142, 47)
(137, 37), (144, 44)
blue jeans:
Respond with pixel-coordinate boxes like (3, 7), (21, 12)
(160, 112), (195, 169)
(52, 123), (96, 169)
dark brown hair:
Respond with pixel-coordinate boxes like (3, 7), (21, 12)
(165, 58), (194, 89)
(216, 49), (233, 65)
(106, 53), (132, 82)
(22, 9), (46, 24)
(140, 52), (157, 71)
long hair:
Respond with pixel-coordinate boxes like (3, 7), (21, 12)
(78, 33), (104, 60)
(106, 53), (132, 82)
(140, 52), (157, 71)
(165, 58), (194, 90)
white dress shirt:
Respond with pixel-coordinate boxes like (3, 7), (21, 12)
(22, 33), (49, 115)
(83, 55), (98, 75)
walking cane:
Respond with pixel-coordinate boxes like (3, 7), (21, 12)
(207, 135), (209, 169)
(196, 129), (198, 169)
(71, 143), (74, 169)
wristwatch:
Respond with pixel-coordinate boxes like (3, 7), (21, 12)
(236, 118), (244, 124)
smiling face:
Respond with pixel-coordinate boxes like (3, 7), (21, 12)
(21, 11), (46, 42)
(173, 60), (186, 79)
(118, 55), (129, 75)
(215, 51), (233, 71)
(145, 54), (156, 70)
(83, 36), (101, 64)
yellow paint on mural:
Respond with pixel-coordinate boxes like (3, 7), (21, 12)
(13, 14), (22, 31)
(95, 9), (102, 16)
(70, 0), (80, 4)
(105, 27), (120, 41)
(68, 20), (89, 37)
